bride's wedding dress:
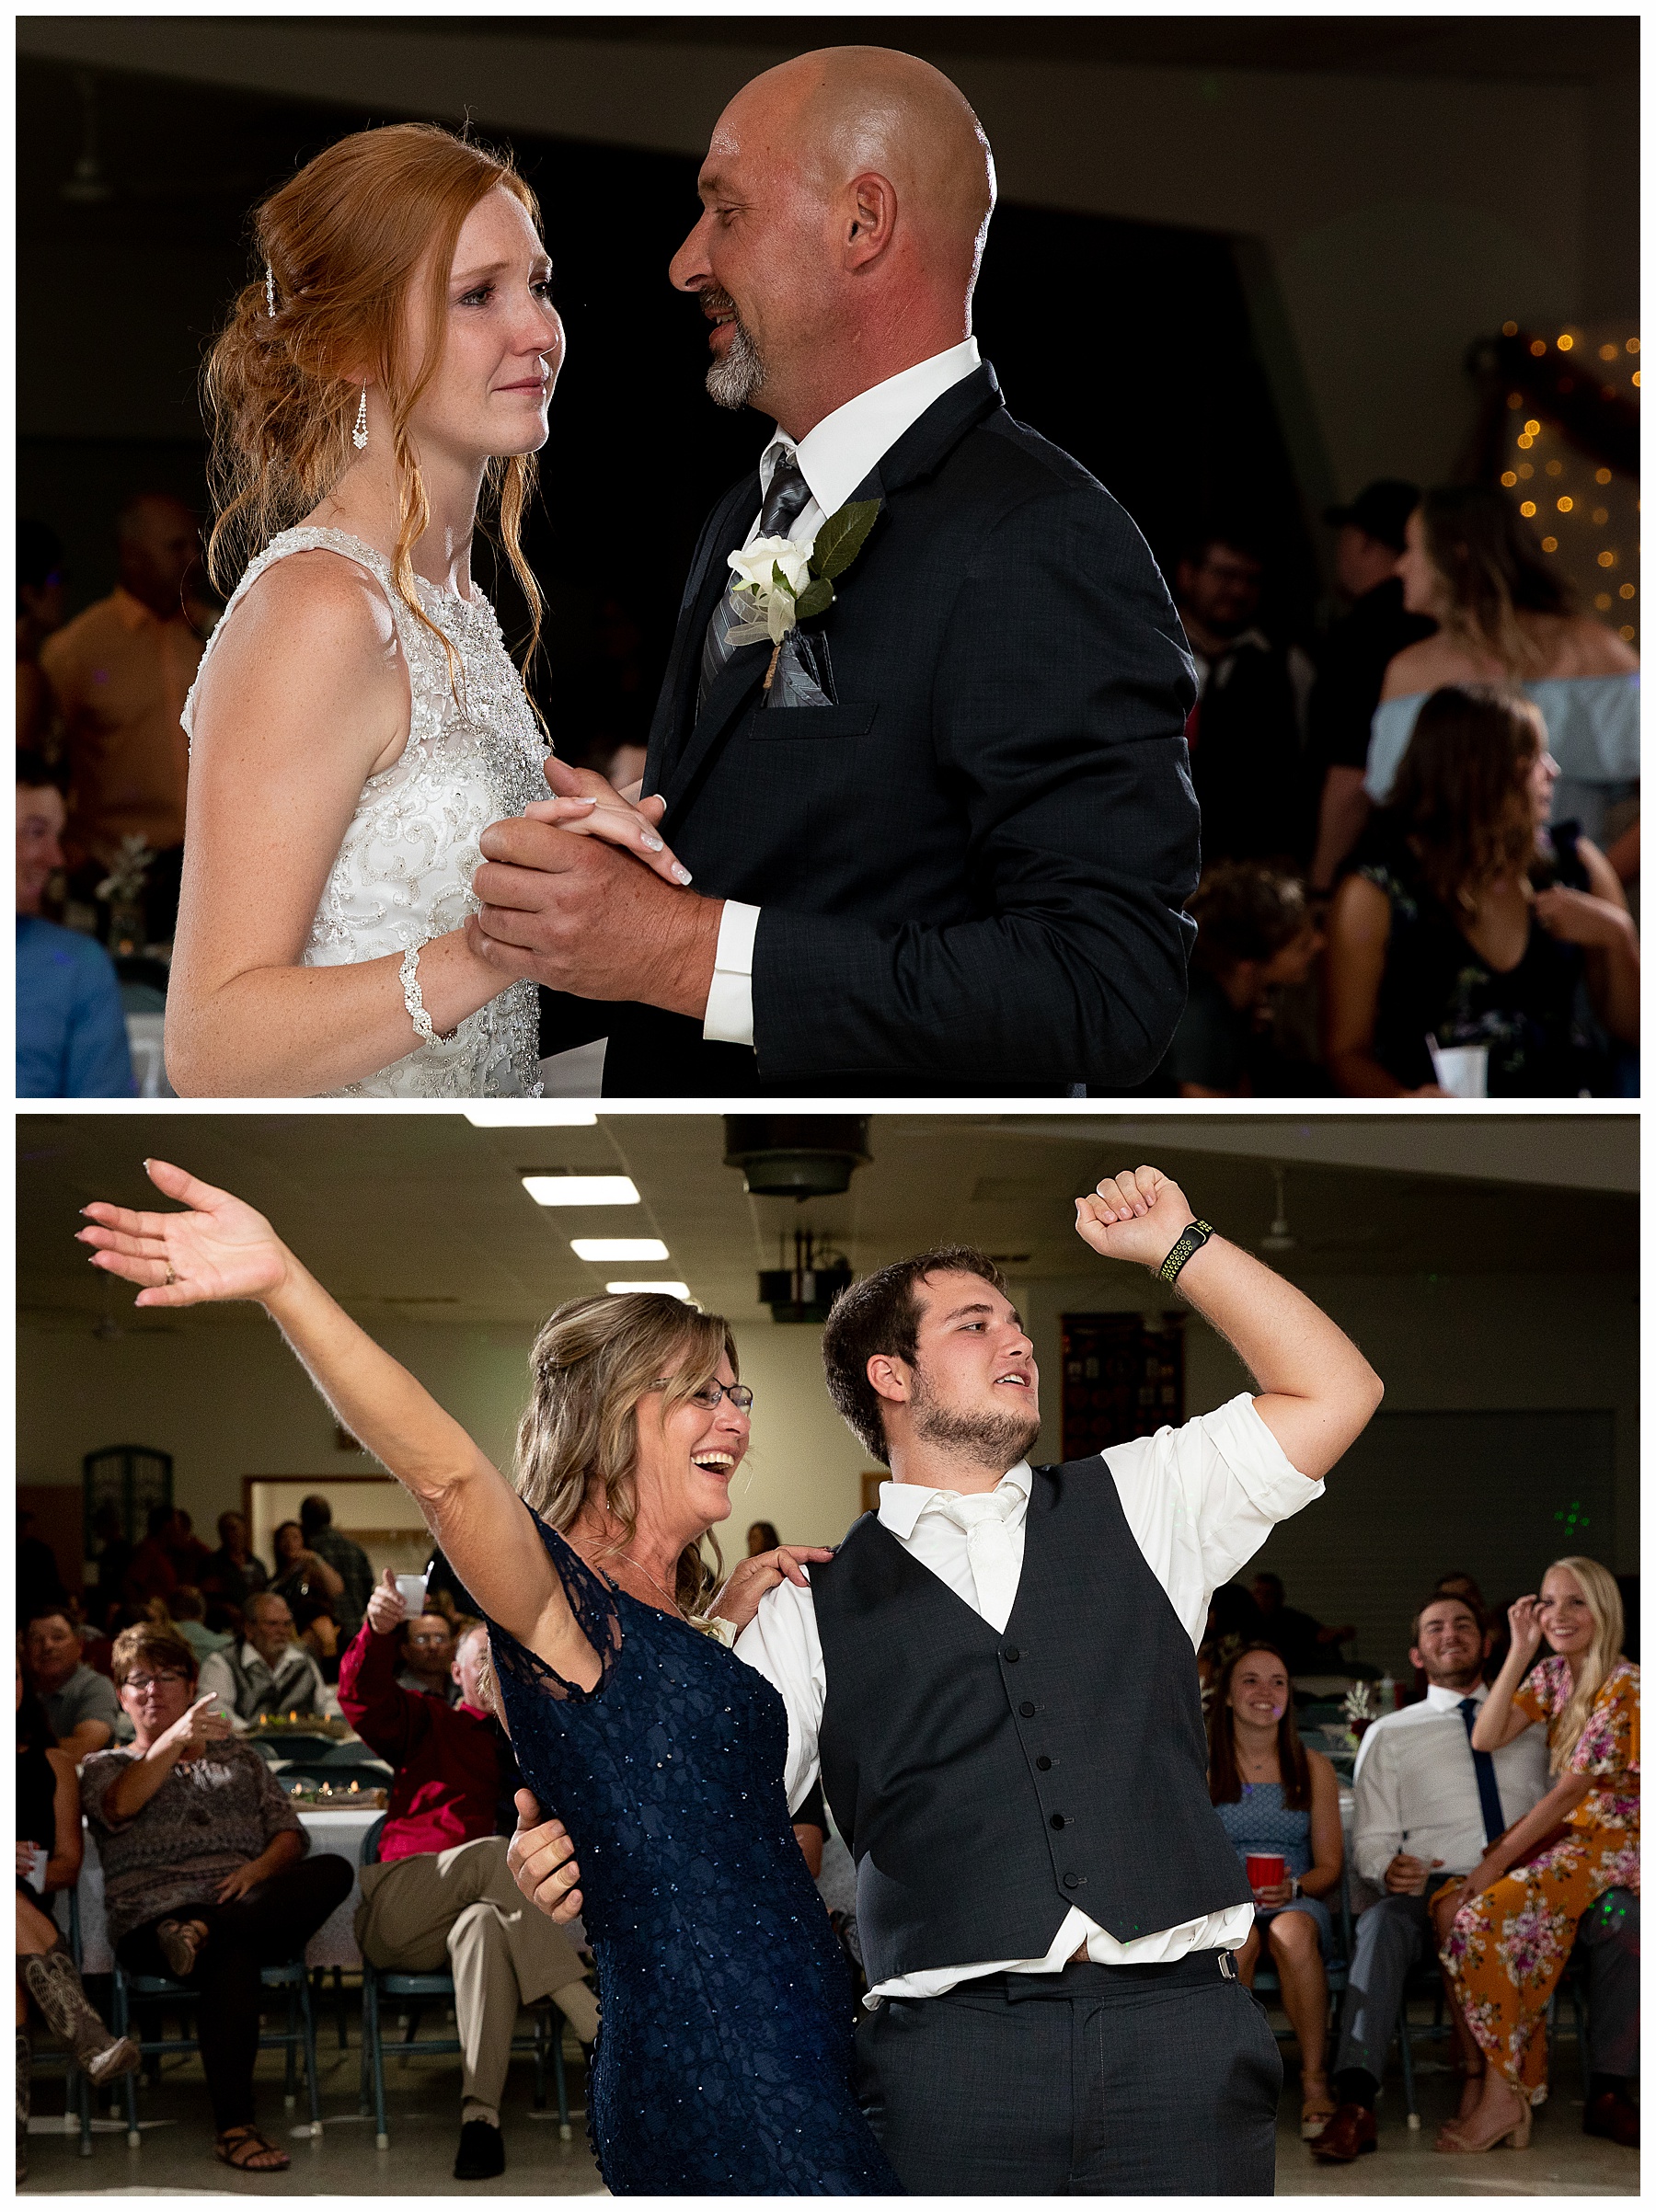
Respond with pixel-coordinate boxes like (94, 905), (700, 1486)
(181, 526), (546, 1096)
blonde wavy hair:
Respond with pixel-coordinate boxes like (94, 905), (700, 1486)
(201, 121), (545, 693)
(1541, 1554), (1626, 1772)
(515, 1293), (739, 1618)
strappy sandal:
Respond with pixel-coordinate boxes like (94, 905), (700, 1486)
(1300, 2077), (1338, 2140)
(215, 2125), (291, 2172)
(155, 1919), (208, 1978)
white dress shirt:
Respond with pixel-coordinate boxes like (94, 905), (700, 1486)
(702, 338), (983, 1049)
(734, 1393), (1323, 2000)
(1350, 1679), (1551, 1885)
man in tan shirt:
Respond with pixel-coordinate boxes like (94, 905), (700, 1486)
(40, 494), (213, 942)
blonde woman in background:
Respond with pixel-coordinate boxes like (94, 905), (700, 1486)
(1434, 1557), (1638, 2152)
(167, 124), (684, 1097)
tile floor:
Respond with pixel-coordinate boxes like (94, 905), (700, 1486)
(18, 2014), (1639, 2196)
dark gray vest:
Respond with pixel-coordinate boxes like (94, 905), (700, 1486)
(812, 1457), (1251, 1985)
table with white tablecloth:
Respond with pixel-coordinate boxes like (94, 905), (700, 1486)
(65, 1807), (383, 1975)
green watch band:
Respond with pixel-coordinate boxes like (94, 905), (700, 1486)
(1157, 1219), (1214, 1286)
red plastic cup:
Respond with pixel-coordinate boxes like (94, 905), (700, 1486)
(1246, 1851), (1286, 1897)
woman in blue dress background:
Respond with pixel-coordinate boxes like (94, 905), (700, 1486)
(1208, 1643), (1345, 2142)
(77, 1159), (902, 2195)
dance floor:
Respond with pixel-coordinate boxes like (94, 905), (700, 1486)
(18, 2011), (1638, 2196)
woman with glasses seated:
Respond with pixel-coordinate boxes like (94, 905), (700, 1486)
(78, 1162), (902, 2195)
(77, 1622), (353, 2174)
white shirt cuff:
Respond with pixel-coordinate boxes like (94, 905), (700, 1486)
(702, 899), (760, 1049)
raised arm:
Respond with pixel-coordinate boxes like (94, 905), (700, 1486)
(1469, 1596), (1547, 1750)
(76, 1160), (594, 1686)
(1074, 1166), (1384, 1481)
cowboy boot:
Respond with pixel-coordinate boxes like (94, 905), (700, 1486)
(21, 1946), (141, 2080)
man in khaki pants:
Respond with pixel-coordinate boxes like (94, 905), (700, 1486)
(341, 1576), (597, 2181)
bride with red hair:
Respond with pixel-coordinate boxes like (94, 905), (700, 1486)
(167, 123), (684, 1097)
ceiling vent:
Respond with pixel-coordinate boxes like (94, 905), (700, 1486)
(723, 1116), (871, 1201)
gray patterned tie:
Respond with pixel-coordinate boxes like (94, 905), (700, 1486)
(697, 449), (813, 713)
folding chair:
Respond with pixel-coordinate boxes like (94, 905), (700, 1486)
(32, 1886), (94, 2159)
(109, 1951), (323, 2149)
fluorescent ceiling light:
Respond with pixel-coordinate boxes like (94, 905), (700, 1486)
(522, 1175), (639, 1207)
(463, 1106), (597, 1127)
(571, 1238), (670, 1262)
(606, 1280), (690, 1299)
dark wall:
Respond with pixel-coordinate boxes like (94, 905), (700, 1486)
(18, 57), (1311, 750)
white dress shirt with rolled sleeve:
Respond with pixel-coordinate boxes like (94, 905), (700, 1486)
(701, 338), (983, 1049)
(734, 1392), (1323, 2000)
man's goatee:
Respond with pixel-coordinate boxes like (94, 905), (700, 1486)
(707, 319), (765, 411)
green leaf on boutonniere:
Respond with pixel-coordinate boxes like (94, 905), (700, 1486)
(793, 578), (834, 620)
(770, 562), (798, 599)
(811, 499), (881, 581)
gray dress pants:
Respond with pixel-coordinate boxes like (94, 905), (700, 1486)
(855, 1953), (1282, 2195)
(1334, 1886), (1640, 2082)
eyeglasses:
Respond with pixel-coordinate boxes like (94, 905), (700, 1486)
(652, 1380), (753, 1413)
(123, 1672), (189, 1694)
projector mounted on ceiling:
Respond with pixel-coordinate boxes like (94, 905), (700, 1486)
(723, 1116), (871, 1200)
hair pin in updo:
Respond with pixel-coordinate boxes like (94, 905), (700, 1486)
(264, 265), (277, 319)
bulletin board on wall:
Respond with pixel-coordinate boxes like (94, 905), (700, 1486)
(1060, 1312), (1186, 1461)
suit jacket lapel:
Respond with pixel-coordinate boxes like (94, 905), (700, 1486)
(645, 473), (760, 792)
(652, 363), (1008, 815)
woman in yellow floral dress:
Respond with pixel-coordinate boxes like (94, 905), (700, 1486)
(1434, 1555), (1638, 2152)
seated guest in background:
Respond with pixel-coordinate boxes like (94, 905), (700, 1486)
(396, 1609), (459, 1703)
(198, 1591), (327, 1724)
(89, 1504), (136, 1635)
(166, 1510), (215, 1587)
(39, 492), (213, 947)
(1327, 686), (1638, 1096)
(1198, 1579), (1269, 1700)
(342, 1572), (597, 2183)
(16, 751), (134, 1099)
(1315, 1589), (1553, 2161)
(122, 1505), (186, 1610)
(1367, 485), (1639, 850)
(16, 1658), (139, 2180)
(1156, 862), (1325, 1095)
(299, 1602), (343, 1687)
(746, 1520), (781, 1558)
(168, 1587), (233, 1668)
(1433, 1569), (1506, 1686)
(268, 1518), (347, 1620)
(297, 1496), (373, 1642)
(1440, 1559), (1639, 2155)
(23, 1602), (121, 1761)
(17, 519), (68, 755)
(202, 1510), (269, 1613)
(1209, 1644), (1345, 2141)
(1173, 527), (1310, 865)
(1250, 1571), (1354, 1674)
(1306, 480), (1433, 891)
(80, 1623), (353, 2173)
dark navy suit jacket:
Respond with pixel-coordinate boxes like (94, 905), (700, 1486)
(550, 363), (1201, 1095)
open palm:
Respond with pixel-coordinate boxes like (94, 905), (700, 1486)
(75, 1159), (290, 1309)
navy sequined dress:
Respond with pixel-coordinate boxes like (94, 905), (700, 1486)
(488, 1516), (901, 2195)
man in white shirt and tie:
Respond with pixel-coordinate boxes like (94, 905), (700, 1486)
(1314, 1588), (1639, 2160)
(512, 1163), (1384, 2190)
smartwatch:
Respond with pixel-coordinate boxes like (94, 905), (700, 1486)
(1157, 1218), (1214, 1287)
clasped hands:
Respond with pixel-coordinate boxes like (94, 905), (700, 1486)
(466, 756), (723, 1017)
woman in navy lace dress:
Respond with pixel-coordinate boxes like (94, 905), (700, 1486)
(78, 1160), (901, 2196)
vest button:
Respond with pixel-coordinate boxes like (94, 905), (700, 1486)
(1018, 1700), (1036, 1719)
(1035, 1756), (1052, 1771)
(1002, 1646), (1020, 1663)
(1050, 1813), (1066, 1829)
(1063, 1873), (1080, 1889)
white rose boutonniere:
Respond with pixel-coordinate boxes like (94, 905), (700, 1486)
(724, 498), (882, 693)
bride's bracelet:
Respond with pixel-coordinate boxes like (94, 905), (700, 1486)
(400, 944), (458, 1048)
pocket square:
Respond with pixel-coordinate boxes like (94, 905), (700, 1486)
(765, 628), (836, 709)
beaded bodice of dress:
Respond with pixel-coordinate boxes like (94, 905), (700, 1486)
(181, 526), (547, 1096)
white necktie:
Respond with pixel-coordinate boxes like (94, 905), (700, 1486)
(936, 1487), (1021, 1633)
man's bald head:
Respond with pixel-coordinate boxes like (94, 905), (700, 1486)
(673, 46), (997, 438)
(732, 48), (995, 284)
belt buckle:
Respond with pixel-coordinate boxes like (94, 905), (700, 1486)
(1218, 1950), (1237, 1981)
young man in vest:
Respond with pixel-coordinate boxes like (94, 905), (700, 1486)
(510, 1163), (1383, 2191)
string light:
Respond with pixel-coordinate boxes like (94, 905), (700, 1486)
(1598, 551), (1617, 568)
(1541, 535), (1558, 552)
(1524, 419), (1542, 435)
(1517, 464), (1534, 479)
(1599, 343), (1619, 361)
(1628, 338), (1641, 354)
(1500, 470), (1518, 487)
(1520, 501), (1537, 517)
(1558, 497), (1573, 511)
(1596, 592), (1613, 611)
(1619, 583), (1636, 600)
(1596, 468), (1613, 485)
(1502, 320), (1518, 337)
(1529, 339), (1547, 357)
(1593, 507), (1610, 524)
(1516, 432), (1535, 449)
(1557, 333), (1574, 350)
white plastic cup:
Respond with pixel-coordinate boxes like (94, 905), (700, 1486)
(394, 1572), (430, 1614)
(1426, 1038), (1489, 1098)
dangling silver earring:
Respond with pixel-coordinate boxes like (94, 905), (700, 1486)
(353, 387), (368, 452)
(264, 265), (277, 319)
